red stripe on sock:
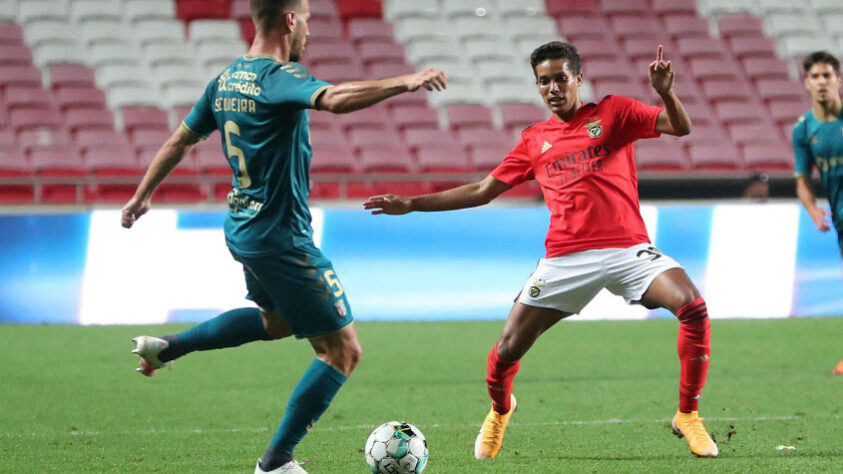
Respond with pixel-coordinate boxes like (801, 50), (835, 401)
(676, 298), (711, 413)
(486, 345), (520, 414)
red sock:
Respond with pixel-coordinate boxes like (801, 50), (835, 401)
(676, 297), (711, 413)
(486, 345), (520, 414)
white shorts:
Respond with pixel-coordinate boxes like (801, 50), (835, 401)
(517, 243), (681, 314)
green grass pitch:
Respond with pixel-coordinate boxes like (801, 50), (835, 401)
(1, 318), (841, 473)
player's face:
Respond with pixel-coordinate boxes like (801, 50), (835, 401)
(289, 1), (311, 62)
(804, 63), (842, 104)
(535, 59), (583, 119)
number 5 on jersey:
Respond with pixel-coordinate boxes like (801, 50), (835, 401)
(224, 120), (251, 188)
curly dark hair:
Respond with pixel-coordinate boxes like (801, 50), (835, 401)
(530, 41), (581, 78)
(802, 51), (840, 75)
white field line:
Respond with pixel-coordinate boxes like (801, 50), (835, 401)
(3, 414), (837, 438)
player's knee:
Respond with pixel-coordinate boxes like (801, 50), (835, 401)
(324, 340), (362, 376)
(496, 337), (524, 362)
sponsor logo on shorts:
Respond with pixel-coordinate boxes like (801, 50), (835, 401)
(334, 300), (348, 318)
(529, 286), (541, 298)
(636, 246), (663, 261)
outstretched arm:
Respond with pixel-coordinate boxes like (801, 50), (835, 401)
(316, 69), (447, 114)
(795, 176), (832, 231)
(121, 126), (201, 228)
(649, 45), (691, 137)
(363, 175), (511, 215)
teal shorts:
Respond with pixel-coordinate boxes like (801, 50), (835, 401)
(231, 242), (353, 339)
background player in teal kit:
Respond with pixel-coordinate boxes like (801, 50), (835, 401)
(120, 0), (447, 472)
(792, 51), (843, 375)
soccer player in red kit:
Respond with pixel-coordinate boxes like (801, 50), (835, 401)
(363, 41), (718, 459)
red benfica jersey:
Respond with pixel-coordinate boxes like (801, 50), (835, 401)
(492, 95), (662, 258)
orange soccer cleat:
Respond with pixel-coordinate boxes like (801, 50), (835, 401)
(474, 394), (517, 460)
(832, 360), (843, 375)
(672, 410), (719, 457)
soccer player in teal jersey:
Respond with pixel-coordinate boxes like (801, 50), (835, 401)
(120, 0), (447, 472)
(792, 51), (843, 375)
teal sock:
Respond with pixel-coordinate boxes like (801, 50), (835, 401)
(159, 307), (270, 362)
(261, 359), (346, 470)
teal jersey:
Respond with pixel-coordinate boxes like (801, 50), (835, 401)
(792, 108), (843, 229)
(182, 55), (332, 256)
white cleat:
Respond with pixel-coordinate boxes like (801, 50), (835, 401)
(131, 336), (169, 377)
(254, 459), (309, 473)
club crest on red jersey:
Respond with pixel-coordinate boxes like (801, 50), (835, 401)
(585, 119), (603, 138)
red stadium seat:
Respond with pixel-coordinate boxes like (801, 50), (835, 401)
(0, 22), (25, 46)
(469, 143), (512, 172)
(305, 43), (358, 67)
(48, 64), (96, 90)
(358, 43), (405, 67)
(652, 0), (697, 17)
(458, 128), (511, 152)
(715, 102), (767, 125)
(756, 80), (805, 104)
(176, 0), (231, 22)
(624, 38), (676, 63)
(9, 109), (64, 133)
(308, 18), (343, 45)
(18, 128), (72, 155)
(558, 17), (612, 41)
(416, 143), (472, 173)
(0, 104), (7, 130)
(676, 124), (729, 146)
(687, 58), (741, 82)
(676, 102), (716, 126)
(664, 16), (710, 40)
(741, 57), (791, 81)
(336, 0), (382, 21)
(349, 128), (402, 149)
(0, 147), (34, 203)
(688, 144), (742, 170)
(676, 38), (727, 59)
(311, 143), (358, 173)
(592, 79), (649, 102)
(348, 19), (394, 45)
(768, 100), (810, 125)
(742, 144), (793, 171)
(500, 104), (548, 132)
(358, 145), (414, 173)
(308, 110), (338, 131)
(122, 106), (171, 132)
(728, 123), (785, 146)
(574, 38), (623, 61)
(447, 104), (494, 131)
(310, 0), (340, 20)
(310, 127), (346, 147)
(403, 128), (459, 150)
(728, 37), (777, 59)
(0, 44), (33, 66)
(545, 0), (600, 18)
(601, 0), (650, 17)
(130, 129), (171, 155)
(55, 87), (107, 111)
(370, 181), (434, 196)
(31, 149), (86, 203)
(0, 130), (16, 149)
(65, 109), (115, 133)
(311, 63), (366, 84)
(367, 63), (416, 79)
(584, 58), (636, 83)
(0, 66), (42, 90)
(717, 15), (765, 39)
(338, 106), (390, 131)
(4, 86), (56, 112)
(390, 105), (440, 131)
(701, 79), (752, 103)
(635, 138), (689, 171)
(611, 16), (664, 40)
(75, 130), (131, 156)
